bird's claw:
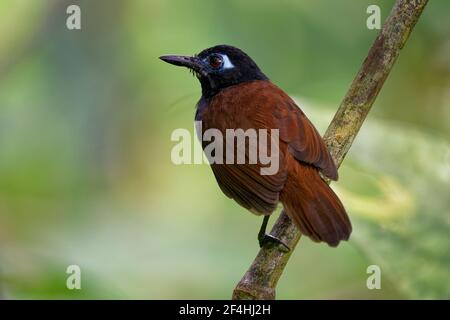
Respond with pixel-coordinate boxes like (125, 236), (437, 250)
(258, 234), (290, 252)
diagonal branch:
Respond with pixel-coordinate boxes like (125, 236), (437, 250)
(232, 0), (429, 300)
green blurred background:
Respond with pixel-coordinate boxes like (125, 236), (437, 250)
(0, 0), (449, 299)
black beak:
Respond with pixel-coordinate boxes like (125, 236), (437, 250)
(159, 55), (203, 73)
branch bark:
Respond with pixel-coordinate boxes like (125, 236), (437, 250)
(232, 0), (429, 300)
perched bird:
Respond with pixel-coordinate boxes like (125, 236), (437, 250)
(160, 45), (351, 248)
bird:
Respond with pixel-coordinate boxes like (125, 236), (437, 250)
(160, 45), (351, 248)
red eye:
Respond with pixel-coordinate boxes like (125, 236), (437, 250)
(208, 55), (223, 69)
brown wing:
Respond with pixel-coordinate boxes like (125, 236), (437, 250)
(241, 80), (338, 180)
(209, 161), (286, 214)
(198, 80), (337, 215)
(273, 98), (338, 180)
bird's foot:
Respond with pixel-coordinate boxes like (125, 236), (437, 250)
(258, 234), (290, 252)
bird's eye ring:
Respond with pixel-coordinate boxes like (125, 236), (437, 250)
(208, 54), (223, 69)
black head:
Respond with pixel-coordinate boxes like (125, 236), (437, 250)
(160, 45), (268, 98)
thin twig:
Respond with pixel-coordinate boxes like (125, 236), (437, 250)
(232, 0), (429, 300)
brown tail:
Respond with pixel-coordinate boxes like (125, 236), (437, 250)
(280, 164), (352, 247)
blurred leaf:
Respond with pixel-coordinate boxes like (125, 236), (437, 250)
(330, 112), (450, 299)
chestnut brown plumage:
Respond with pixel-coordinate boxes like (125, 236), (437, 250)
(160, 45), (351, 247)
